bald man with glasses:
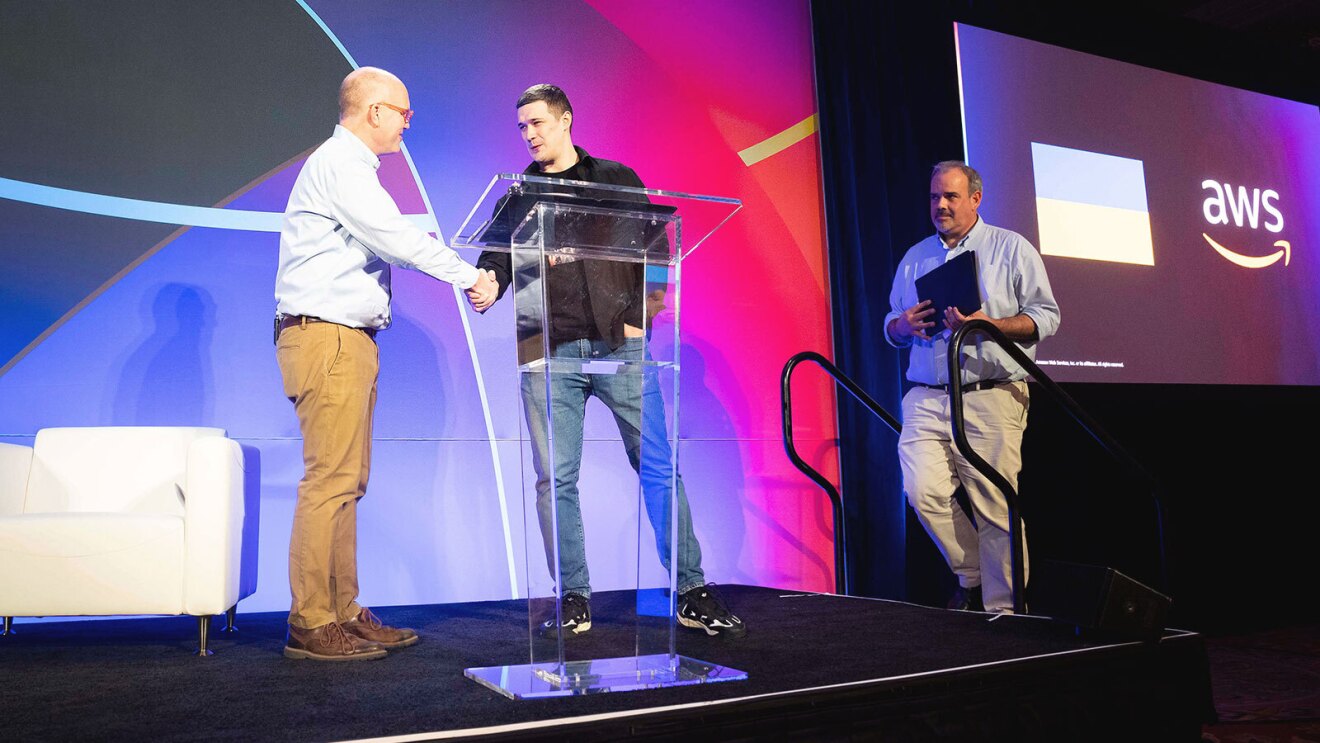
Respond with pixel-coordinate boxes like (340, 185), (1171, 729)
(274, 67), (497, 661)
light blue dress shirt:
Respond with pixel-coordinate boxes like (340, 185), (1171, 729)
(884, 218), (1060, 385)
(275, 125), (479, 330)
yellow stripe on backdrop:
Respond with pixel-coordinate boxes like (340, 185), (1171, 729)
(1035, 197), (1155, 265)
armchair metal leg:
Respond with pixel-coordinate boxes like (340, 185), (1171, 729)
(2, 617), (12, 635)
(222, 605), (238, 633)
(196, 615), (213, 657)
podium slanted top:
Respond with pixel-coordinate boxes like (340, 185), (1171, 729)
(452, 173), (741, 264)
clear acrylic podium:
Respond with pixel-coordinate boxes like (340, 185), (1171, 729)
(453, 174), (746, 698)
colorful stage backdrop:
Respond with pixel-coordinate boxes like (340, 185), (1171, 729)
(0, 1), (838, 614)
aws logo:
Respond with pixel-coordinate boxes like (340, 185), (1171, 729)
(1200, 180), (1291, 268)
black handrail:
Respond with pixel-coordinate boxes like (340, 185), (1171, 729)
(781, 351), (900, 595)
(947, 319), (1168, 614)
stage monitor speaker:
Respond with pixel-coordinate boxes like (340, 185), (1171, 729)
(1029, 560), (1171, 641)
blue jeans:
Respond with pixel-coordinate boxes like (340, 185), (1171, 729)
(521, 336), (704, 598)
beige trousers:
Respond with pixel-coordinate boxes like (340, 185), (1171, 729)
(898, 381), (1030, 612)
(276, 322), (378, 629)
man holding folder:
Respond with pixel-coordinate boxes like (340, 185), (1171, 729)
(885, 161), (1060, 614)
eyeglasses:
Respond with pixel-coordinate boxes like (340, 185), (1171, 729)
(373, 101), (414, 124)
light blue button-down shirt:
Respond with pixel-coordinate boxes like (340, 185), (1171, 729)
(275, 125), (479, 330)
(884, 218), (1060, 385)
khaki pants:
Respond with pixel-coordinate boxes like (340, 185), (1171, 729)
(276, 322), (379, 629)
(898, 381), (1030, 613)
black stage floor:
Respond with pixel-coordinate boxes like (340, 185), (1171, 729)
(1, 586), (1212, 741)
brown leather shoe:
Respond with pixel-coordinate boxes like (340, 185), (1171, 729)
(343, 607), (419, 649)
(284, 621), (387, 661)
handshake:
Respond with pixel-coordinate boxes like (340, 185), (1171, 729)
(465, 268), (500, 313)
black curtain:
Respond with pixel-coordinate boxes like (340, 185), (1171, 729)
(811, 1), (966, 601)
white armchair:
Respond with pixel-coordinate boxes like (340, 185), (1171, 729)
(0, 426), (258, 655)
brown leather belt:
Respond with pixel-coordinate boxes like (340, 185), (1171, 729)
(274, 315), (376, 343)
(914, 379), (1009, 393)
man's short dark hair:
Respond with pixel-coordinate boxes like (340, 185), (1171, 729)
(932, 160), (983, 197)
(516, 84), (573, 128)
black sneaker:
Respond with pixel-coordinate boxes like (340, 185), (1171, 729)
(678, 585), (746, 638)
(540, 592), (591, 635)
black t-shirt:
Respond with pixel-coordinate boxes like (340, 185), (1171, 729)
(541, 160), (599, 344)
(477, 147), (649, 351)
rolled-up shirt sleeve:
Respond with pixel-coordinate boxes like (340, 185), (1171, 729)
(883, 277), (909, 348)
(1013, 239), (1060, 341)
(884, 250), (922, 349)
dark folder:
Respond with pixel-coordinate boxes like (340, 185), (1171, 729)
(914, 250), (982, 333)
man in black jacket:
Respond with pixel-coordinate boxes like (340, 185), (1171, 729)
(471, 84), (744, 638)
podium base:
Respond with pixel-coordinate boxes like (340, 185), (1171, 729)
(465, 653), (747, 699)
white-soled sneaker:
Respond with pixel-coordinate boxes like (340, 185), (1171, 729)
(539, 592), (592, 635)
(678, 584), (746, 638)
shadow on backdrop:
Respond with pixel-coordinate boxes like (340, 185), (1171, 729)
(112, 283), (215, 427)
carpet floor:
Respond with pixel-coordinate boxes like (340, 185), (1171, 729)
(3, 585), (1212, 741)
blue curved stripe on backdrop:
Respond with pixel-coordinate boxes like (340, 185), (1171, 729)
(296, 0), (360, 66)
(295, 0), (519, 601)
(0, 176), (439, 233)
